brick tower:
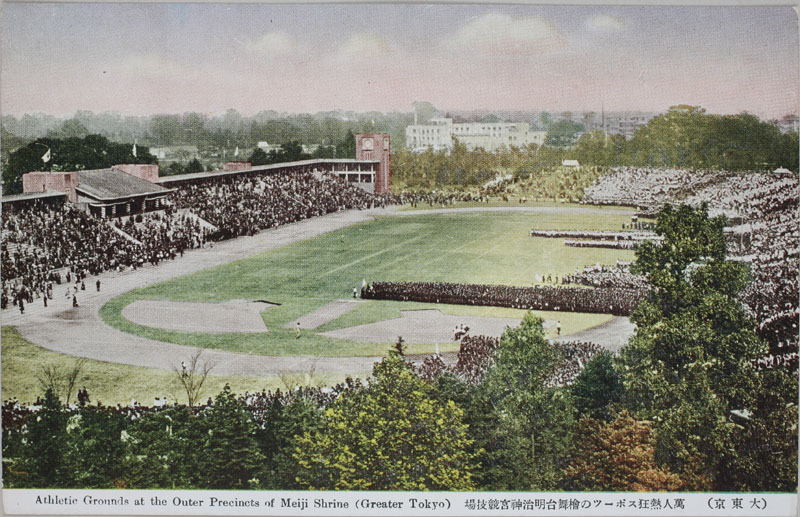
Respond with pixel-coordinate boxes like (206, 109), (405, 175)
(355, 133), (391, 194)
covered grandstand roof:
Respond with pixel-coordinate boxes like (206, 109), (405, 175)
(0, 190), (67, 203)
(158, 158), (380, 185)
(76, 169), (172, 201)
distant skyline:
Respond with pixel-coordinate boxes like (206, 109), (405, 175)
(1, 4), (798, 119)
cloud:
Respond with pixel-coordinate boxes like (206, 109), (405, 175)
(447, 13), (568, 56)
(114, 53), (184, 76)
(246, 31), (296, 56)
(587, 14), (626, 31)
(332, 33), (394, 62)
(112, 52), (231, 86)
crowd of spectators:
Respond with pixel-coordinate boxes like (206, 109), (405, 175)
(530, 229), (658, 241)
(561, 262), (648, 290)
(582, 166), (732, 207)
(546, 341), (603, 388)
(583, 166), (798, 370)
(415, 334), (602, 388)
(1, 171), (392, 312)
(396, 190), (487, 208)
(1, 203), (207, 311)
(564, 240), (639, 250)
(171, 171), (387, 240)
(362, 281), (646, 316)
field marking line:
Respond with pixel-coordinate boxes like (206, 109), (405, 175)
(418, 234), (489, 268)
(465, 239), (503, 265)
(318, 234), (428, 277)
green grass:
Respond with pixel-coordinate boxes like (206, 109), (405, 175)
(1, 326), (349, 406)
(102, 208), (634, 356)
(395, 199), (636, 211)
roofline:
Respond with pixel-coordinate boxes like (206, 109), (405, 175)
(1, 190), (67, 203)
(75, 186), (175, 202)
(158, 158), (380, 184)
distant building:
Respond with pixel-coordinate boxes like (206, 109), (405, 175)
(148, 145), (199, 160)
(775, 114), (799, 134)
(586, 112), (657, 139)
(405, 118), (453, 152)
(257, 141), (282, 153)
(562, 159), (580, 169)
(406, 118), (546, 153)
(222, 161), (252, 172)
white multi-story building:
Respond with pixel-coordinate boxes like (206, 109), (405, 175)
(406, 118), (546, 152)
(585, 112), (657, 140)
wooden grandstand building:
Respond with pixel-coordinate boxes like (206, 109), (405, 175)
(4, 134), (392, 216)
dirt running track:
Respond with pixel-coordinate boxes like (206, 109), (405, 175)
(2, 206), (636, 376)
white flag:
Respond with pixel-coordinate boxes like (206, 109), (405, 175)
(234, 146), (239, 157)
(132, 142), (137, 157)
(41, 148), (51, 163)
(361, 278), (366, 288)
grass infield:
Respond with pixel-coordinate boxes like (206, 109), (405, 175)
(101, 208), (634, 356)
(1, 326), (348, 406)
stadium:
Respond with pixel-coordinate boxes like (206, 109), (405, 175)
(2, 123), (798, 492)
(2, 133), (639, 396)
(2, 0), (800, 502)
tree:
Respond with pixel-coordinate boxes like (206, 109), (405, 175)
(619, 203), (771, 489)
(125, 406), (206, 488)
(164, 162), (185, 176)
(248, 147), (270, 166)
(478, 313), (576, 490)
(563, 412), (684, 491)
(335, 130), (356, 159)
(36, 358), (86, 405)
(412, 101), (439, 124)
(48, 118), (89, 139)
(196, 385), (264, 489)
(574, 130), (626, 167)
(570, 351), (623, 421)
(538, 111), (553, 130)
(632, 203), (728, 315)
(722, 368), (798, 491)
(256, 395), (326, 489)
(12, 389), (68, 487)
(293, 351), (478, 490)
(627, 105), (710, 168)
(545, 120), (584, 147)
(184, 158), (204, 174)
(277, 140), (306, 162)
(3, 135), (157, 194)
(173, 350), (214, 407)
(64, 406), (129, 487)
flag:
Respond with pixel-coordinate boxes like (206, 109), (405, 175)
(234, 146), (239, 157)
(535, 274), (542, 283)
(132, 141), (137, 158)
(361, 278), (366, 289)
(41, 148), (51, 163)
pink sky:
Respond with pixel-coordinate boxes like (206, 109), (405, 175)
(1, 4), (797, 118)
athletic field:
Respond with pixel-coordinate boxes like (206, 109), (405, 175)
(4, 205), (639, 404)
(102, 207), (635, 356)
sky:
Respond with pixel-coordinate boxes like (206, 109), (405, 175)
(1, 3), (798, 118)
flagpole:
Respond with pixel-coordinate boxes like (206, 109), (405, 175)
(33, 142), (51, 170)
